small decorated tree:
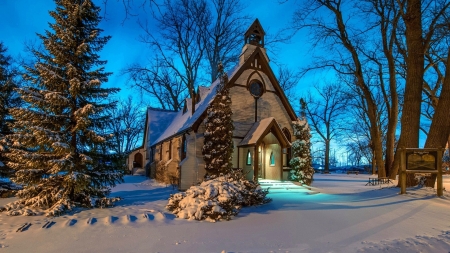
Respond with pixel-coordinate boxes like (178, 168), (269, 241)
(202, 63), (234, 177)
(289, 99), (315, 185)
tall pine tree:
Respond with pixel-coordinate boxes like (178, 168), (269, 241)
(3, 0), (122, 216)
(202, 63), (234, 177)
(289, 99), (315, 185)
(0, 42), (21, 177)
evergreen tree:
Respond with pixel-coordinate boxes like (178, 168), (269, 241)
(289, 99), (315, 185)
(202, 63), (234, 177)
(0, 42), (21, 177)
(3, 0), (122, 216)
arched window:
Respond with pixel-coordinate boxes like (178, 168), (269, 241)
(270, 151), (275, 166)
(168, 140), (172, 160)
(150, 147), (155, 162)
(134, 153), (143, 168)
(246, 150), (252, 165)
(181, 135), (187, 160)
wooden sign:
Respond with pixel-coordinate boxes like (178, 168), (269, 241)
(400, 148), (444, 197)
(406, 150), (438, 171)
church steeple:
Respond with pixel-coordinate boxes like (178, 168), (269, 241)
(240, 19), (269, 65)
(244, 19), (265, 47)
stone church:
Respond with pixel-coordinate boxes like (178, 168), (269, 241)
(128, 19), (300, 190)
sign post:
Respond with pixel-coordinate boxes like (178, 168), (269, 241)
(399, 148), (444, 197)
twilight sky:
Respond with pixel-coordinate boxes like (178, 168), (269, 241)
(1, 0), (318, 104)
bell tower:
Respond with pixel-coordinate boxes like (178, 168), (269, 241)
(244, 19), (265, 47)
(240, 19), (269, 65)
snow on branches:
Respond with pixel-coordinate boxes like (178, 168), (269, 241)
(202, 63), (234, 176)
(166, 169), (271, 222)
(289, 119), (315, 185)
(2, 0), (122, 216)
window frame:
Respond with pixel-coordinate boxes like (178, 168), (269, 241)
(246, 149), (252, 165)
(270, 151), (275, 166)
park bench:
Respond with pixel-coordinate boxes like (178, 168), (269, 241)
(365, 177), (392, 186)
(378, 177), (392, 184)
(347, 170), (359, 175)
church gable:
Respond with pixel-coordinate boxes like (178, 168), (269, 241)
(230, 47), (297, 121)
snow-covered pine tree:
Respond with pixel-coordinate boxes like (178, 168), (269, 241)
(3, 0), (122, 216)
(0, 42), (21, 178)
(202, 63), (234, 177)
(289, 99), (315, 185)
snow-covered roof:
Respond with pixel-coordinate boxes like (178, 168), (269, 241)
(238, 117), (291, 148)
(149, 65), (240, 147)
(147, 109), (178, 147)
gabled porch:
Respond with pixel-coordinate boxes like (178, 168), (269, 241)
(237, 117), (291, 182)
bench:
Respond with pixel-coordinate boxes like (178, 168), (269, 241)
(365, 177), (378, 186)
(347, 170), (359, 175)
(378, 177), (392, 184)
(365, 177), (392, 186)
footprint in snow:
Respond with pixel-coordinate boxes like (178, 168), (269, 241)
(86, 217), (97, 225)
(104, 216), (119, 224)
(123, 215), (137, 223)
(65, 219), (77, 227)
(143, 213), (154, 221)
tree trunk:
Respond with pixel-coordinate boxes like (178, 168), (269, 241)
(391, 0), (424, 183)
(385, 56), (399, 177)
(324, 140), (330, 173)
(423, 48), (450, 187)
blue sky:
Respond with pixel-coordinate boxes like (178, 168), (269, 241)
(0, 0), (319, 102)
(2, 0), (351, 161)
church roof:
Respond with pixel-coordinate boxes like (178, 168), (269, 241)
(146, 108), (178, 147)
(148, 65), (240, 147)
(238, 117), (291, 148)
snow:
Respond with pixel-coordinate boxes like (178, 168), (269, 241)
(0, 174), (449, 252)
(239, 117), (290, 147)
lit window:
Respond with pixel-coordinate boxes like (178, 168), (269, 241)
(246, 150), (252, 165)
(270, 151), (275, 166)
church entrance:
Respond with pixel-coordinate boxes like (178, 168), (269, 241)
(237, 117), (290, 182)
(258, 133), (283, 180)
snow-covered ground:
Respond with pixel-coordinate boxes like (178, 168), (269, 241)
(0, 174), (449, 253)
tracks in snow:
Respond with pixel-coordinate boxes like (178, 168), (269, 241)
(12, 211), (170, 233)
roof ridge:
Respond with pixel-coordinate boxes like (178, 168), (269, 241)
(147, 106), (177, 113)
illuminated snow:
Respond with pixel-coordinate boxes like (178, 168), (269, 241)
(0, 174), (449, 252)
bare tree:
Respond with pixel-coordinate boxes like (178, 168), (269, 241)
(137, 0), (207, 114)
(292, 0), (391, 177)
(292, 0), (450, 180)
(105, 96), (146, 168)
(123, 58), (186, 111)
(125, 0), (248, 112)
(303, 83), (349, 173)
(197, 0), (250, 82)
(389, 0), (450, 182)
(277, 65), (302, 103)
